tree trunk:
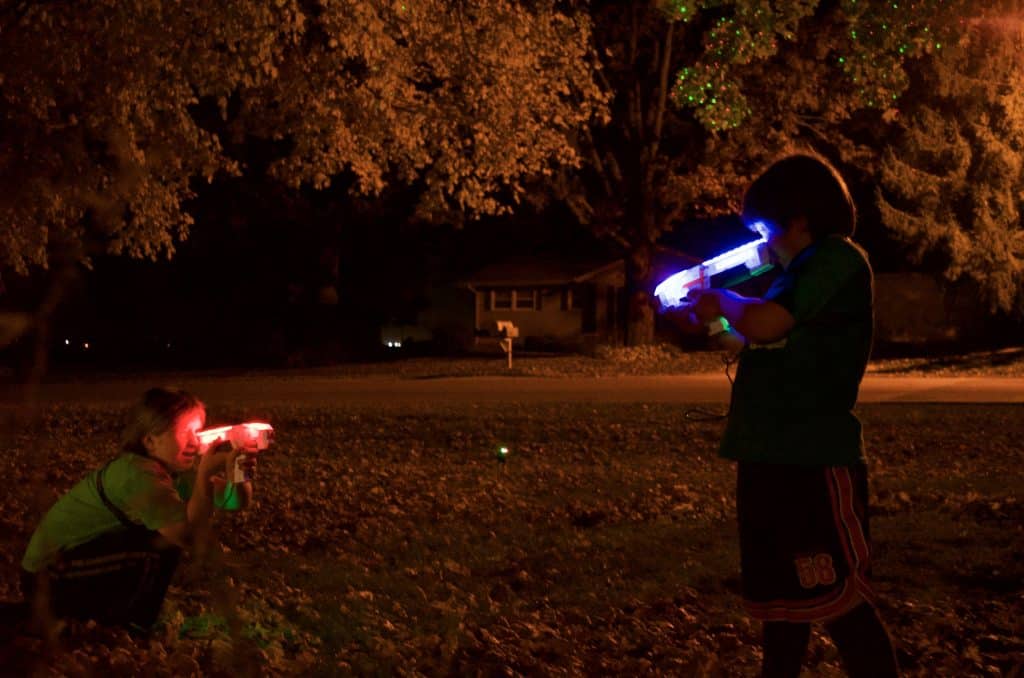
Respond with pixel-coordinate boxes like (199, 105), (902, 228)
(22, 264), (78, 403)
(625, 241), (655, 346)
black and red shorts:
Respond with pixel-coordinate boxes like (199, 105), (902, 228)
(737, 460), (876, 623)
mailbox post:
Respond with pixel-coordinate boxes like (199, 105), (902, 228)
(495, 320), (519, 369)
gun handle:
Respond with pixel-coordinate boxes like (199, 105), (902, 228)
(232, 452), (258, 483)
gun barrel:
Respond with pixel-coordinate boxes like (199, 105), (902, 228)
(653, 266), (709, 309)
(196, 422), (274, 452)
(654, 237), (768, 309)
(195, 425), (232, 446)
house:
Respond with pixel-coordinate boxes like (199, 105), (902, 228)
(464, 255), (627, 350)
(873, 272), (990, 346)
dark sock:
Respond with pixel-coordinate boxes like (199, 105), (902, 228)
(762, 621), (811, 678)
(825, 603), (900, 678)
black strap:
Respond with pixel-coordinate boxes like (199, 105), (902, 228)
(96, 461), (141, 529)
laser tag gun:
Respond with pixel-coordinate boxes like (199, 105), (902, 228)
(196, 422), (274, 483)
(654, 222), (775, 334)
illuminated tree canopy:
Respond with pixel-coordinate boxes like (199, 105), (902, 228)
(0, 0), (606, 282)
(878, 16), (1024, 314)
(4, 0), (1001, 347)
(556, 0), (966, 343)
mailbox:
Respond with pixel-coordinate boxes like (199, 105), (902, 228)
(495, 320), (519, 338)
(495, 320), (518, 368)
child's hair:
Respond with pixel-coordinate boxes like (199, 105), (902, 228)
(121, 387), (205, 454)
(742, 152), (856, 239)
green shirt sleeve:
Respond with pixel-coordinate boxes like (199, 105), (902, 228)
(111, 455), (188, 530)
(21, 453), (187, 572)
(174, 471), (244, 510)
(788, 236), (869, 324)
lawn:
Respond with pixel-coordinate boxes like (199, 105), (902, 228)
(1, 399), (1021, 676)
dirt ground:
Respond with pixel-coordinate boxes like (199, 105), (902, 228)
(0, 395), (1021, 677)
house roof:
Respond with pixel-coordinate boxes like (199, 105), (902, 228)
(464, 256), (623, 288)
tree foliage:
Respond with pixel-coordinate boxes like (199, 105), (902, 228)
(557, 0), (965, 344)
(878, 15), (1024, 314)
(0, 0), (606, 282)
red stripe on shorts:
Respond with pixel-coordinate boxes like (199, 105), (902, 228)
(828, 467), (876, 605)
(745, 579), (863, 622)
(744, 467), (876, 623)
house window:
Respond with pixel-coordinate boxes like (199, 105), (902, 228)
(562, 287), (586, 310)
(492, 289), (512, 310)
(514, 289), (536, 310)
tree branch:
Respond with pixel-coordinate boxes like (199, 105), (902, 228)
(628, 5), (643, 139)
(583, 127), (615, 197)
(605, 151), (623, 186)
(643, 20), (674, 189)
(795, 119), (830, 145)
(629, 4), (638, 70)
(631, 82), (644, 142)
(653, 21), (674, 144)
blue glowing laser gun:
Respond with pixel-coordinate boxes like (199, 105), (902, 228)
(653, 222), (774, 310)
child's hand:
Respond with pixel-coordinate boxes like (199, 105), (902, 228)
(197, 444), (238, 481)
(684, 289), (723, 323)
(663, 305), (705, 335)
(236, 453), (258, 482)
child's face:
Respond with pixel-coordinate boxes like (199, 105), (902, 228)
(747, 217), (811, 266)
(146, 407), (206, 472)
(748, 219), (785, 253)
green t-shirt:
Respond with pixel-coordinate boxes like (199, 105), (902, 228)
(719, 235), (874, 466)
(22, 453), (245, 572)
(22, 453), (188, 572)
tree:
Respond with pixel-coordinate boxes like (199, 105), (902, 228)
(0, 0), (606, 357)
(878, 13), (1024, 314)
(554, 0), (964, 344)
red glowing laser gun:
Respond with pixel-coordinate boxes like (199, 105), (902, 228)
(196, 422), (273, 482)
(196, 422), (274, 452)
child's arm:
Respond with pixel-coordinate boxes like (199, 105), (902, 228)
(688, 289), (795, 344)
(713, 328), (747, 356)
(157, 449), (236, 547)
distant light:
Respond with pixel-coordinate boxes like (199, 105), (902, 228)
(83, 342), (90, 349)
(498, 446), (509, 456)
(166, 343), (171, 349)
(64, 339), (69, 345)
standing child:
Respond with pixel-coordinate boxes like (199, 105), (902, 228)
(18, 386), (255, 632)
(676, 153), (899, 677)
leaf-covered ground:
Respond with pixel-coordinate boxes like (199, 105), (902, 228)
(1, 400), (1021, 676)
